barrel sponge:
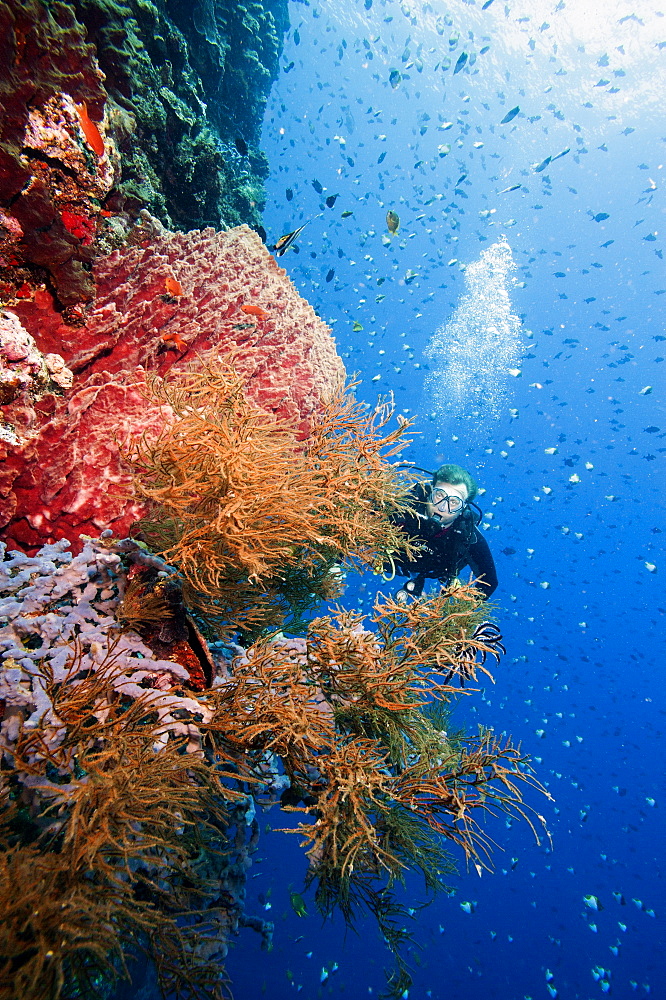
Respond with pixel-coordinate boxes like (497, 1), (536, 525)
(2, 224), (346, 552)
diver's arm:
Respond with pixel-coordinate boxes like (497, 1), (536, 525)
(466, 531), (498, 599)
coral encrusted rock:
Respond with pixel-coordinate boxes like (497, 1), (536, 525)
(2, 225), (345, 552)
(68, 0), (290, 232)
(0, 0), (114, 308)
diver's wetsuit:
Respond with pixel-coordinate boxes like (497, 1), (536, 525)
(391, 481), (498, 600)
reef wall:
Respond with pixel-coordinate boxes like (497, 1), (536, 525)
(0, 0), (329, 553)
(0, 0), (290, 311)
(68, 0), (289, 230)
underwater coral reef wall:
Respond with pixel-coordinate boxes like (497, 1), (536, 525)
(0, 0), (290, 310)
(68, 0), (290, 230)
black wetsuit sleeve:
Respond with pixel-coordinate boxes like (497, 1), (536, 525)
(466, 530), (498, 599)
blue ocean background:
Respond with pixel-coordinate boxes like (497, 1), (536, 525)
(221, 1), (665, 998)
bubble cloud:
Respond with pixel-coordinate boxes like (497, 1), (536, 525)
(424, 238), (523, 423)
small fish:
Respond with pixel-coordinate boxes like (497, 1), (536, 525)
(500, 105), (520, 125)
(584, 894), (602, 912)
(551, 147), (571, 161)
(534, 156), (552, 172)
(161, 331), (187, 352)
(325, 268), (335, 282)
(234, 134), (248, 156)
(639, 386), (653, 395)
(460, 900), (477, 914)
(386, 209), (400, 234)
(341, 210), (353, 218)
(290, 891), (307, 917)
(241, 304), (267, 319)
(286, 188), (294, 201)
(312, 179), (324, 194)
(593, 212), (610, 222)
(499, 183), (522, 193)
(325, 194), (338, 208)
(164, 276), (183, 297)
(453, 51), (468, 74)
(482, 0), (495, 7)
(270, 221), (310, 256)
(74, 102), (105, 157)
(352, 320), (363, 332)
(389, 68), (402, 88)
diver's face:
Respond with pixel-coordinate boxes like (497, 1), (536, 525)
(427, 480), (469, 525)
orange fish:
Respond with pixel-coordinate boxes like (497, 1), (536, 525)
(161, 331), (187, 351)
(165, 276), (183, 297)
(241, 303), (267, 319)
(74, 102), (105, 157)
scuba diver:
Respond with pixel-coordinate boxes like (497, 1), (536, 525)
(389, 462), (498, 603)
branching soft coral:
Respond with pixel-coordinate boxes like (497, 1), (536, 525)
(125, 356), (418, 639)
(201, 583), (550, 998)
(0, 631), (257, 1000)
(206, 583), (551, 916)
(1, 719), (239, 1000)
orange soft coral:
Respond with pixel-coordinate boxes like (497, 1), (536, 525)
(125, 355), (418, 637)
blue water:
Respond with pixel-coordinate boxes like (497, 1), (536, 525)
(225, 1), (665, 998)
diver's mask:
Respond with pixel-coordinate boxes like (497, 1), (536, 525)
(430, 487), (467, 514)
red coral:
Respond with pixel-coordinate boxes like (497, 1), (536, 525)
(60, 210), (96, 245)
(2, 225), (346, 553)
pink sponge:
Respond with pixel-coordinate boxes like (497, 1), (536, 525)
(3, 225), (345, 552)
